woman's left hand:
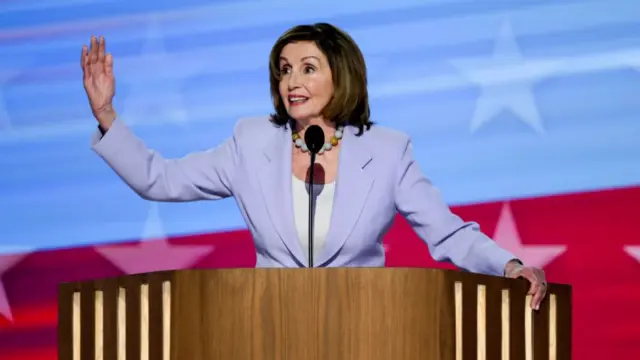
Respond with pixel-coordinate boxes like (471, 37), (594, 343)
(504, 261), (547, 310)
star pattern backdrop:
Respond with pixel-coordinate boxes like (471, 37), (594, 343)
(1, 0), (640, 359)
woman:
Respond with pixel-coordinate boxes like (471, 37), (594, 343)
(81, 23), (547, 309)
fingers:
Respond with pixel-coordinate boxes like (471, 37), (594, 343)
(98, 36), (106, 63)
(105, 52), (114, 77)
(83, 35), (110, 80)
(531, 282), (546, 311)
(81, 45), (91, 83)
(80, 45), (86, 69)
(89, 35), (99, 64)
(534, 269), (548, 310)
(524, 269), (546, 310)
(527, 280), (540, 309)
(511, 267), (547, 310)
(80, 44), (88, 70)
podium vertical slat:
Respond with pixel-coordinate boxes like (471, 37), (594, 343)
(94, 290), (103, 360)
(548, 294), (558, 360)
(162, 280), (171, 360)
(141, 283), (150, 360)
(501, 289), (511, 360)
(117, 286), (126, 360)
(453, 281), (462, 360)
(476, 284), (487, 360)
(73, 291), (80, 360)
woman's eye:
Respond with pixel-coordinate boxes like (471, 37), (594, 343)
(304, 66), (315, 74)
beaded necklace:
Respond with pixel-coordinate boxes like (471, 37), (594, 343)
(292, 125), (344, 155)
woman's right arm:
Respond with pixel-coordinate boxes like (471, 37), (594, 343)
(90, 116), (238, 201)
(82, 36), (237, 202)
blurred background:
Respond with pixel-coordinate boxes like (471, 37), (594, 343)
(1, 0), (639, 358)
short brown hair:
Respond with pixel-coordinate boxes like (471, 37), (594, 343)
(268, 23), (373, 136)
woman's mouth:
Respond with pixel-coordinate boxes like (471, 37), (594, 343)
(288, 95), (309, 106)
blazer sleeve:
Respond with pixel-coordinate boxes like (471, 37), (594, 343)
(90, 117), (239, 202)
(394, 137), (518, 276)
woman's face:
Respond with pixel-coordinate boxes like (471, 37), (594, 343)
(278, 41), (334, 124)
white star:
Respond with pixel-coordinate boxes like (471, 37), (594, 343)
(95, 202), (215, 275)
(451, 19), (562, 134)
(0, 252), (29, 322)
(120, 16), (206, 127)
(624, 246), (640, 263)
(493, 202), (566, 268)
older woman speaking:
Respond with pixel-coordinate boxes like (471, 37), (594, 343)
(81, 23), (547, 309)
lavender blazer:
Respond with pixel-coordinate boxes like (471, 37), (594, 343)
(91, 116), (517, 275)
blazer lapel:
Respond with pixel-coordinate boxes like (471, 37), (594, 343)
(316, 126), (374, 266)
(257, 126), (307, 266)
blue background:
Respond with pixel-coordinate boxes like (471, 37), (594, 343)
(1, 0), (639, 252)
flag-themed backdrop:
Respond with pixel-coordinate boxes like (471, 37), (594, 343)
(1, 0), (640, 358)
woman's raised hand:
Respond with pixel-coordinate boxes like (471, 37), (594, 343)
(81, 36), (116, 130)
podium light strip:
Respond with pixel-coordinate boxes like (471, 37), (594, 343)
(141, 284), (149, 360)
(60, 280), (174, 360)
(525, 294), (533, 360)
(454, 281), (462, 360)
(501, 289), (510, 360)
(477, 285), (486, 360)
(118, 287), (126, 360)
(453, 281), (561, 360)
(73, 292), (80, 360)
(163, 281), (171, 360)
(549, 294), (557, 360)
(95, 291), (103, 360)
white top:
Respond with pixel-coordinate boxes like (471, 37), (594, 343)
(292, 175), (336, 265)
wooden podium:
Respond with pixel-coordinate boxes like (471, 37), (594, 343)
(58, 268), (571, 360)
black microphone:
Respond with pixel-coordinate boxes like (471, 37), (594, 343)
(304, 125), (325, 268)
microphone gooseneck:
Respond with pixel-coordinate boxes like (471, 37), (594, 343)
(304, 125), (325, 268)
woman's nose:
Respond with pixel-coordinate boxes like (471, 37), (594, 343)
(287, 71), (301, 89)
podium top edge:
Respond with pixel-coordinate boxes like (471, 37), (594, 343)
(57, 267), (572, 290)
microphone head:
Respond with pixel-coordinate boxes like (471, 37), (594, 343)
(304, 125), (325, 154)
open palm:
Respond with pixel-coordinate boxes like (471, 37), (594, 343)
(81, 36), (115, 124)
